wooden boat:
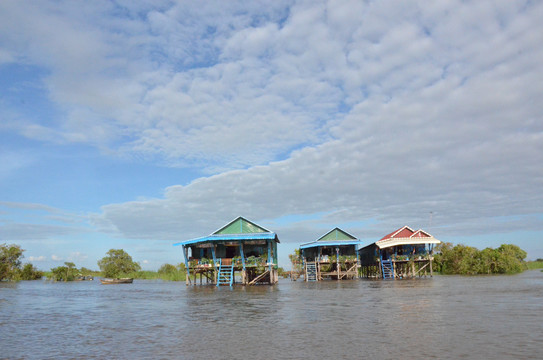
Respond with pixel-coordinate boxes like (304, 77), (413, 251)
(100, 278), (133, 284)
(74, 275), (94, 281)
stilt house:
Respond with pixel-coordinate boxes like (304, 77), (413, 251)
(300, 228), (362, 281)
(358, 226), (440, 279)
(174, 217), (280, 286)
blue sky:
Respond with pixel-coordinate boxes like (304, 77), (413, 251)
(1, 0), (542, 271)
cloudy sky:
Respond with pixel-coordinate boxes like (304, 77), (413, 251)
(1, 0), (542, 271)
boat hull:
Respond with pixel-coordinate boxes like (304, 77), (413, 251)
(100, 278), (133, 284)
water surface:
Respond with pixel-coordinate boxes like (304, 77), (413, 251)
(1, 271), (542, 359)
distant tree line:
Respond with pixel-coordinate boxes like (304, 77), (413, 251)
(433, 243), (528, 275)
(3, 242), (541, 282)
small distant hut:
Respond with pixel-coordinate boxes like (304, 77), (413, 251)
(174, 217), (280, 286)
(358, 226), (440, 279)
(300, 228), (362, 281)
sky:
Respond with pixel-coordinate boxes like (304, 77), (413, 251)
(1, 0), (542, 271)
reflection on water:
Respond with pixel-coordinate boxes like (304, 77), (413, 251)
(1, 272), (542, 359)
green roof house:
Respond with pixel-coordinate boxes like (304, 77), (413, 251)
(174, 217), (280, 286)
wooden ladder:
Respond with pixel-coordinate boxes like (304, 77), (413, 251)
(381, 260), (394, 280)
(217, 262), (234, 287)
(306, 262), (317, 281)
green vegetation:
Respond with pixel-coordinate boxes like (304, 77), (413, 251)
(1, 243), (24, 281)
(49, 262), (79, 281)
(20, 263), (44, 280)
(524, 260), (543, 270)
(434, 243), (528, 275)
(1, 243), (43, 281)
(98, 249), (141, 278)
(119, 263), (186, 281)
(46, 262), (99, 281)
(288, 249), (303, 278)
(154, 263), (186, 281)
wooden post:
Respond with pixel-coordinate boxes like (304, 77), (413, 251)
(212, 244), (217, 285)
(336, 247), (340, 281)
(182, 245), (190, 286)
(239, 241), (246, 285)
(356, 249), (360, 278)
(267, 240), (272, 274)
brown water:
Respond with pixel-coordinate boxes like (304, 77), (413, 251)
(1, 271), (542, 359)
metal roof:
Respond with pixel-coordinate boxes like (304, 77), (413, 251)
(174, 217), (279, 246)
(359, 226), (440, 250)
(299, 227), (362, 249)
(376, 237), (440, 249)
(300, 239), (363, 249)
(174, 233), (277, 246)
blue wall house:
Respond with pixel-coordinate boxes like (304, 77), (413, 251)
(300, 228), (362, 281)
(174, 217), (280, 286)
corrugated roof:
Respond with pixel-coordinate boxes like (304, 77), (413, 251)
(213, 216), (271, 235)
(379, 226), (415, 241)
(174, 217), (279, 246)
(375, 226), (439, 249)
(300, 227), (362, 249)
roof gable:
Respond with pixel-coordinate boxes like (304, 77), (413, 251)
(317, 227), (357, 242)
(213, 216), (270, 235)
(411, 229), (431, 238)
(375, 226), (439, 249)
(380, 226), (415, 241)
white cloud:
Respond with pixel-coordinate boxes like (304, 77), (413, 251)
(2, 0), (543, 260)
(51, 254), (62, 261)
(0, 202), (89, 242)
(0, 201), (62, 213)
(0, 223), (85, 241)
(3, 0), (540, 172)
(68, 252), (88, 262)
(90, 0), (543, 243)
(28, 255), (46, 262)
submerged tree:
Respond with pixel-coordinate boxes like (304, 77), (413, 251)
(434, 242), (527, 275)
(0, 244), (24, 281)
(98, 249), (141, 278)
(20, 263), (44, 280)
(49, 262), (79, 281)
(288, 249), (303, 279)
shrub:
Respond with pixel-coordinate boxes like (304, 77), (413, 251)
(98, 249), (141, 278)
(20, 263), (44, 280)
(0, 244), (24, 281)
